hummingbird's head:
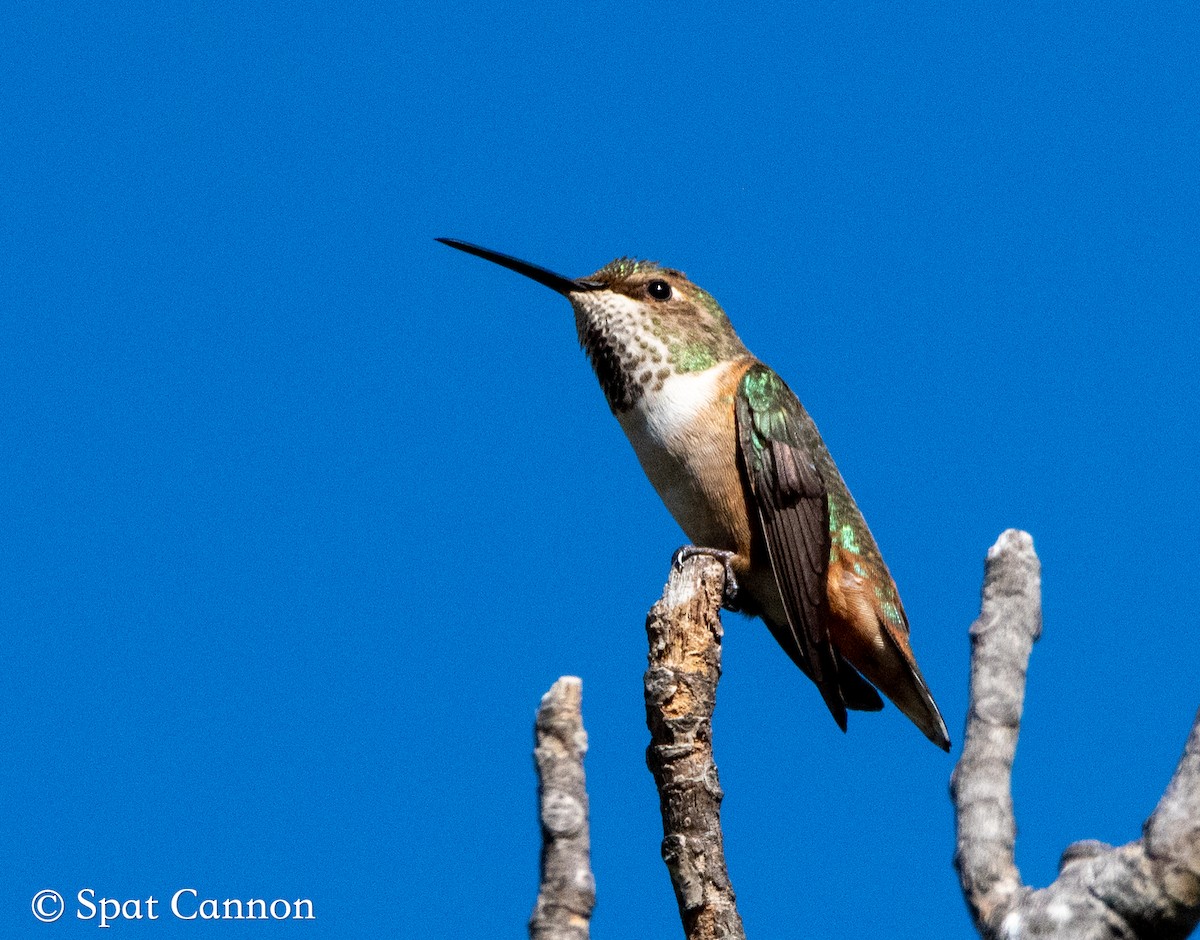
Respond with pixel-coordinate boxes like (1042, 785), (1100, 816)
(437, 238), (749, 412)
(577, 256), (727, 329)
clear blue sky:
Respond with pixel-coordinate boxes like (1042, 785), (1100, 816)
(5, 2), (1199, 937)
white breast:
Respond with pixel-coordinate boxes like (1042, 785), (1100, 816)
(615, 361), (739, 544)
(617, 365), (726, 446)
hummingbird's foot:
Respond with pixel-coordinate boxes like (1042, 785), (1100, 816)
(672, 545), (741, 610)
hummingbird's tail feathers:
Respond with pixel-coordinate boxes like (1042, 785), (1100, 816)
(823, 591), (952, 750)
(874, 629), (951, 751)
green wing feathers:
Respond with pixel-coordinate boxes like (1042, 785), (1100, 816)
(737, 364), (949, 748)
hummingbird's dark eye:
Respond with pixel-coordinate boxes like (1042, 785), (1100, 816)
(647, 279), (672, 301)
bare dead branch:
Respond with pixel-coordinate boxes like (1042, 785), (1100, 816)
(644, 554), (746, 940)
(951, 530), (1200, 939)
(950, 528), (1041, 926)
(530, 676), (595, 940)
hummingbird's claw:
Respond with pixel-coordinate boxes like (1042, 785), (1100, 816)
(672, 545), (741, 611)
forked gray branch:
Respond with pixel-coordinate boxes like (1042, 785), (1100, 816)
(951, 529), (1200, 939)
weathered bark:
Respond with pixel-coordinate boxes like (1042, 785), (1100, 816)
(644, 554), (746, 940)
(951, 529), (1200, 939)
(951, 528), (1041, 926)
(530, 676), (595, 940)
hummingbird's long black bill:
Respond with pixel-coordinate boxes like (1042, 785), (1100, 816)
(436, 238), (599, 295)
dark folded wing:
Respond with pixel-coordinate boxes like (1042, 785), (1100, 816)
(736, 363), (847, 728)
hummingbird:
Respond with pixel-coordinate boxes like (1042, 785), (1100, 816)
(437, 238), (950, 750)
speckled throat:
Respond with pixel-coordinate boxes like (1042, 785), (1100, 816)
(568, 260), (750, 414)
